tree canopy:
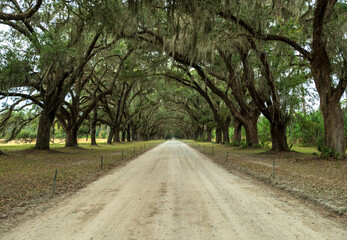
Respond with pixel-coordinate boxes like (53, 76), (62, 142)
(0, 0), (346, 158)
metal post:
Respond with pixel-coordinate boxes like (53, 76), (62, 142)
(272, 160), (276, 178)
(226, 152), (229, 161)
(52, 169), (58, 194)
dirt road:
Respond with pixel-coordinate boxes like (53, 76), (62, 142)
(1, 140), (346, 240)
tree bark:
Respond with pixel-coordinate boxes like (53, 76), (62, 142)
(320, 96), (346, 158)
(132, 126), (137, 141)
(221, 116), (231, 144)
(65, 127), (78, 147)
(222, 125), (230, 144)
(91, 107), (97, 146)
(35, 108), (55, 150)
(206, 128), (212, 142)
(244, 117), (259, 146)
(309, 0), (346, 158)
(126, 127), (131, 142)
(121, 130), (126, 142)
(113, 126), (120, 143)
(215, 127), (222, 143)
(107, 128), (115, 144)
(233, 120), (242, 142)
(270, 122), (289, 151)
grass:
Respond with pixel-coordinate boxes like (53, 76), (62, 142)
(0, 139), (164, 222)
(291, 145), (319, 155)
(183, 140), (347, 216)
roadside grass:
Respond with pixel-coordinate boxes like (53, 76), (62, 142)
(183, 140), (347, 216)
(0, 140), (164, 223)
(291, 145), (319, 154)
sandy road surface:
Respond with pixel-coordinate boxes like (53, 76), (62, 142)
(1, 140), (346, 240)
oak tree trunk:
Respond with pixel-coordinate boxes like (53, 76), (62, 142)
(35, 108), (55, 150)
(107, 128), (115, 144)
(270, 122), (289, 151)
(309, 0), (346, 158)
(113, 126), (120, 143)
(222, 126), (230, 144)
(215, 127), (222, 143)
(65, 127), (78, 147)
(244, 117), (259, 146)
(121, 130), (126, 142)
(206, 129), (212, 142)
(233, 120), (242, 142)
(127, 127), (131, 142)
(132, 127), (137, 141)
(91, 107), (97, 146)
(320, 96), (346, 158)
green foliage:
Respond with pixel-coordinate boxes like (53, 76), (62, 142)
(319, 146), (334, 159)
(257, 117), (271, 143)
(254, 141), (270, 150)
(100, 130), (107, 139)
(16, 129), (36, 141)
(288, 111), (324, 147)
(0, 49), (32, 89)
(196, 137), (203, 142)
(240, 140), (249, 149)
(229, 141), (240, 147)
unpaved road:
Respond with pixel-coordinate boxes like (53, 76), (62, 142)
(1, 140), (346, 240)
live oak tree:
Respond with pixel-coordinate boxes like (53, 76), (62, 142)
(162, 65), (232, 143)
(0, 1), (106, 150)
(0, 0), (345, 158)
(218, 0), (346, 156)
(56, 45), (133, 147)
(130, 0), (346, 156)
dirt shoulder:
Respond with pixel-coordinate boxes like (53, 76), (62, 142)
(0, 140), (163, 233)
(185, 141), (347, 220)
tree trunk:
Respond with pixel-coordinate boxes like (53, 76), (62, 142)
(194, 130), (198, 140)
(126, 127), (131, 142)
(51, 124), (55, 143)
(206, 128), (212, 142)
(121, 130), (126, 142)
(244, 117), (259, 146)
(222, 125), (230, 144)
(233, 120), (242, 142)
(270, 121), (289, 151)
(132, 126), (137, 141)
(35, 108), (55, 150)
(309, 0), (346, 158)
(65, 127), (78, 147)
(320, 97), (346, 158)
(91, 107), (97, 146)
(215, 127), (222, 143)
(107, 128), (115, 144)
(199, 127), (204, 140)
(113, 126), (120, 143)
